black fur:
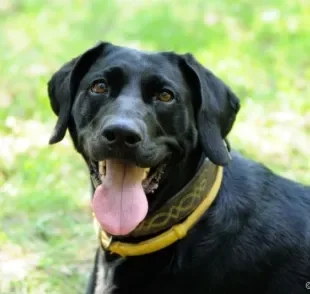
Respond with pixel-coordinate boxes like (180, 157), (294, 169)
(47, 42), (310, 294)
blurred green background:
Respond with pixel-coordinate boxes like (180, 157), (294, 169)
(0, 0), (309, 293)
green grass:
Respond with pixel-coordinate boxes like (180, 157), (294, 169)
(0, 0), (309, 293)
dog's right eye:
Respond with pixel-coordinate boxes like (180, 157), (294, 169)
(90, 80), (108, 94)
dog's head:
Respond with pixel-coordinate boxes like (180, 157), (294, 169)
(47, 42), (240, 236)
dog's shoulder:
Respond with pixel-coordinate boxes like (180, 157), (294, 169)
(226, 150), (310, 205)
(222, 150), (310, 229)
(215, 149), (310, 257)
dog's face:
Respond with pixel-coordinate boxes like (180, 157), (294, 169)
(74, 46), (197, 169)
(47, 42), (240, 236)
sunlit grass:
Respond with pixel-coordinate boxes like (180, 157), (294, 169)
(0, 0), (309, 292)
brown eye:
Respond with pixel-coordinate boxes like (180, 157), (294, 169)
(157, 91), (174, 102)
(90, 80), (107, 94)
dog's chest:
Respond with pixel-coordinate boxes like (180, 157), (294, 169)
(94, 250), (117, 294)
(94, 250), (180, 294)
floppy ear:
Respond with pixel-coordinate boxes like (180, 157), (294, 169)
(47, 42), (106, 144)
(180, 53), (241, 166)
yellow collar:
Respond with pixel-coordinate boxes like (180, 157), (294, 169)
(93, 160), (223, 257)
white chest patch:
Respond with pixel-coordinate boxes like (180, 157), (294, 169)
(94, 249), (122, 294)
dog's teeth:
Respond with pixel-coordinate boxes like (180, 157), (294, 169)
(142, 168), (150, 180)
(99, 161), (106, 179)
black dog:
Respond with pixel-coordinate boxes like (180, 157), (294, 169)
(47, 42), (310, 294)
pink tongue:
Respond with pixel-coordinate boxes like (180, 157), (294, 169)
(92, 160), (148, 236)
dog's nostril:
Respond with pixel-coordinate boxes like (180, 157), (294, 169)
(125, 134), (141, 146)
(102, 130), (117, 143)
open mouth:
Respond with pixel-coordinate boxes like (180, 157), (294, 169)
(90, 160), (166, 194)
(89, 159), (166, 236)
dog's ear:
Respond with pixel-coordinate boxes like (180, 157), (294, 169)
(180, 53), (240, 166)
(47, 42), (106, 144)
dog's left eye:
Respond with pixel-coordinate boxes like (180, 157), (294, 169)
(90, 80), (108, 94)
(156, 90), (174, 103)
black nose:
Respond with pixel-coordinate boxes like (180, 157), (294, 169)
(102, 124), (142, 147)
